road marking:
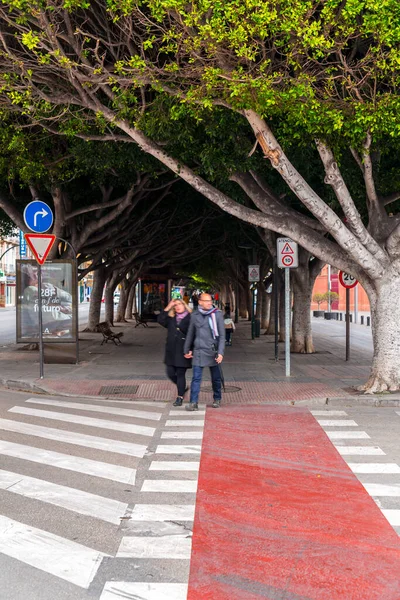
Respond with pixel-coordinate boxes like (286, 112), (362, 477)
(335, 446), (385, 455)
(156, 445), (202, 454)
(100, 582), (188, 600)
(311, 411), (348, 416)
(326, 431), (370, 439)
(0, 469), (127, 524)
(382, 510), (400, 527)
(141, 480), (198, 493)
(130, 504), (195, 521)
(117, 535), (192, 559)
(161, 431), (203, 439)
(0, 418), (147, 457)
(0, 439), (136, 484)
(26, 398), (162, 421)
(166, 420), (204, 427)
(9, 406), (155, 437)
(95, 399), (167, 407)
(348, 463), (400, 474)
(317, 420), (358, 427)
(0, 515), (107, 588)
(149, 461), (200, 471)
(363, 483), (400, 497)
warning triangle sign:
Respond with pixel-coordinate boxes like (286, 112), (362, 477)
(281, 242), (294, 254)
(24, 233), (56, 265)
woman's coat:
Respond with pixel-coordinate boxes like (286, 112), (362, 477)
(157, 311), (192, 368)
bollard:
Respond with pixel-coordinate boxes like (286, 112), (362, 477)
(350, 314), (353, 323)
(340, 313), (343, 321)
(361, 316), (364, 325)
(367, 316), (370, 326)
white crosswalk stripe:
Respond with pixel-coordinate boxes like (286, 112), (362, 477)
(348, 463), (400, 474)
(335, 446), (385, 455)
(0, 417), (148, 457)
(0, 515), (107, 588)
(117, 535), (192, 559)
(0, 469), (128, 524)
(326, 431), (370, 439)
(100, 582), (188, 600)
(161, 431), (203, 439)
(149, 461), (200, 471)
(141, 480), (198, 493)
(9, 406), (156, 436)
(166, 419), (204, 426)
(156, 445), (202, 454)
(131, 504), (195, 521)
(0, 439), (136, 484)
(26, 397), (162, 421)
(317, 419), (358, 427)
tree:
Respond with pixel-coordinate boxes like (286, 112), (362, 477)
(313, 294), (326, 310)
(1, 1), (400, 391)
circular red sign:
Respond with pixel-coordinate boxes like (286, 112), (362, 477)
(339, 271), (358, 289)
(282, 255), (294, 267)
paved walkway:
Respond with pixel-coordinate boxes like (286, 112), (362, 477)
(0, 315), (379, 404)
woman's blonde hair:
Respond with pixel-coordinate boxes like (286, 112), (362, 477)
(168, 299), (192, 317)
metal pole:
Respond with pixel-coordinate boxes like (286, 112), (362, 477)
(251, 285), (255, 339)
(327, 264), (331, 313)
(345, 287), (350, 361)
(285, 267), (290, 377)
(274, 259), (279, 362)
(354, 284), (358, 324)
(37, 265), (44, 379)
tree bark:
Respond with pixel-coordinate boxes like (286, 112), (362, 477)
(261, 292), (270, 330)
(359, 272), (400, 393)
(239, 285), (248, 318)
(291, 253), (323, 353)
(104, 278), (117, 326)
(115, 283), (129, 323)
(84, 267), (106, 332)
(125, 283), (136, 320)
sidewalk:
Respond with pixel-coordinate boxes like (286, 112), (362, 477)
(0, 316), (391, 406)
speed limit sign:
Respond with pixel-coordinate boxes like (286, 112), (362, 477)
(339, 271), (358, 289)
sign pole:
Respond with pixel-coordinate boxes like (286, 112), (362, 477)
(345, 287), (350, 361)
(274, 259), (279, 361)
(251, 285), (255, 340)
(285, 267), (290, 377)
(37, 264), (44, 379)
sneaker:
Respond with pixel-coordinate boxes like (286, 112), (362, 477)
(212, 400), (221, 408)
(185, 402), (198, 411)
(173, 397), (183, 407)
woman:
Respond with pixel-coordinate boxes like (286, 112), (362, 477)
(158, 298), (192, 406)
(224, 310), (235, 346)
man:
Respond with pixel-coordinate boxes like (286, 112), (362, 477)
(184, 293), (225, 410)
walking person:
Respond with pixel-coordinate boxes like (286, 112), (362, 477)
(158, 298), (192, 406)
(224, 310), (235, 346)
(184, 293), (225, 410)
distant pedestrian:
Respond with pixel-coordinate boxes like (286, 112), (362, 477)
(183, 292), (190, 305)
(184, 293), (225, 410)
(158, 299), (192, 406)
(192, 293), (199, 309)
(224, 310), (235, 346)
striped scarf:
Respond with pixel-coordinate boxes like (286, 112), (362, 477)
(198, 307), (219, 339)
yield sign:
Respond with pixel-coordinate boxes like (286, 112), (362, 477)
(281, 242), (294, 254)
(24, 233), (56, 265)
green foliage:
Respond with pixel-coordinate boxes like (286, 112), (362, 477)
(312, 293), (326, 308)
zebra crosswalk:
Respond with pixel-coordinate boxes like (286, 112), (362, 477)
(0, 393), (205, 599)
(313, 408), (400, 536)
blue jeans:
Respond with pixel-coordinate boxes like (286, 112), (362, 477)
(190, 365), (222, 404)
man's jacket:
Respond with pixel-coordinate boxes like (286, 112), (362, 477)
(184, 309), (225, 367)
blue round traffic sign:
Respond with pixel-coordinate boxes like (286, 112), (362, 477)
(23, 200), (53, 233)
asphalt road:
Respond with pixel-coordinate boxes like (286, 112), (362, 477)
(0, 390), (398, 599)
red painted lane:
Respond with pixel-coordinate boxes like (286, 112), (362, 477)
(188, 405), (400, 600)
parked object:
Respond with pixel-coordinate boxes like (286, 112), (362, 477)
(133, 312), (148, 328)
(98, 322), (123, 346)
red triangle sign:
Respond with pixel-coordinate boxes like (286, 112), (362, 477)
(24, 233), (56, 265)
(281, 242), (294, 254)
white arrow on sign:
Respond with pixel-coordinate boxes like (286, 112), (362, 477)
(34, 208), (49, 228)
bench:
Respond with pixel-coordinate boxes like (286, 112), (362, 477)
(98, 322), (124, 345)
(133, 312), (148, 328)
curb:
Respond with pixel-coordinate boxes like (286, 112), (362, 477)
(2, 378), (400, 407)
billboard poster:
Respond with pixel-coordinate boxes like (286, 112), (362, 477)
(141, 281), (167, 319)
(16, 260), (77, 343)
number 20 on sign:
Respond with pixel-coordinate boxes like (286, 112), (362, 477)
(339, 271), (358, 289)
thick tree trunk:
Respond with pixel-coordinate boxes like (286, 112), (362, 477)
(116, 284), (129, 322)
(360, 273), (400, 393)
(239, 285), (248, 318)
(261, 292), (270, 330)
(291, 278), (314, 353)
(125, 284), (136, 320)
(84, 267), (106, 332)
(104, 279), (117, 326)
